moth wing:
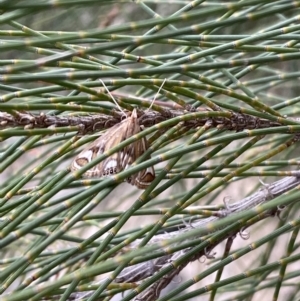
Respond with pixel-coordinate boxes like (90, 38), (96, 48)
(71, 121), (127, 177)
(126, 131), (155, 188)
(133, 166), (155, 189)
(119, 118), (140, 168)
(71, 108), (155, 189)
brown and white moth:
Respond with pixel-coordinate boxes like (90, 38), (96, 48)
(71, 109), (155, 189)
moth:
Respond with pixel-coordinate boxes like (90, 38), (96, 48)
(71, 108), (155, 189)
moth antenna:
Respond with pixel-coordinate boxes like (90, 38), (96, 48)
(99, 79), (127, 118)
(147, 78), (167, 112)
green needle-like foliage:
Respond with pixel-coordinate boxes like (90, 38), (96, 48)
(1, 1), (300, 301)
